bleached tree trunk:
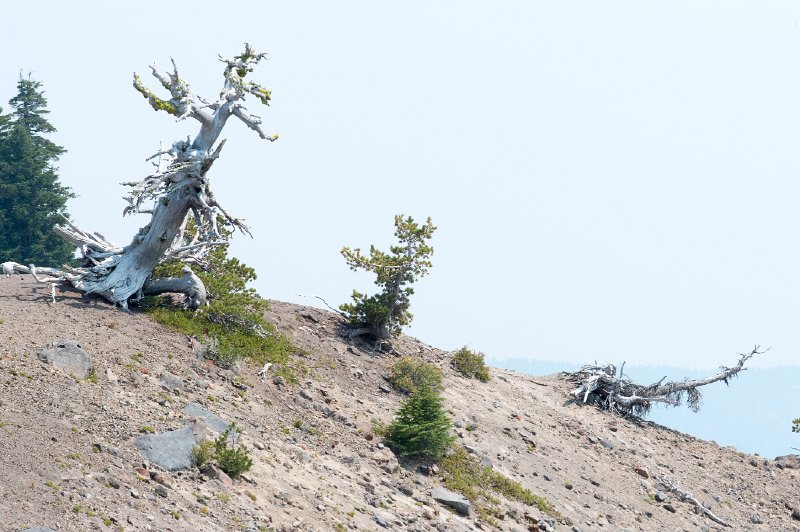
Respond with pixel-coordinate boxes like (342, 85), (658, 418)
(565, 347), (763, 417)
(14, 44), (276, 309)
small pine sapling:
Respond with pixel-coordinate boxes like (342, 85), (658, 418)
(385, 383), (454, 460)
(340, 215), (436, 344)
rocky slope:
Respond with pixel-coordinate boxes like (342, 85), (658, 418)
(0, 275), (798, 532)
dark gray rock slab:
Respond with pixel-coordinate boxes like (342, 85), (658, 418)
(35, 340), (92, 378)
(183, 402), (229, 434)
(135, 426), (196, 471)
(431, 487), (472, 516)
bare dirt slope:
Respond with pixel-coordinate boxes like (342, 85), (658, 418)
(0, 275), (798, 532)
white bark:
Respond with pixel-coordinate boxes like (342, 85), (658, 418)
(565, 347), (762, 417)
(18, 44), (276, 308)
(657, 475), (730, 527)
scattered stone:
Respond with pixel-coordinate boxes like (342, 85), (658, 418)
(201, 463), (233, 488)
(154, 484), (168, 498)
(35, 340), (93, 378)
(21, 528), (58, 532)
(750, 514), (764, 524)
(564, 482), (574, 490)
(151, 472), (172, 488)
(253, 440), (266, 450)
(601, 439), (615, 450)
(663, 504), (676, 513)
(379, 383), (392, 393)
(479, 455), (492, 469)
(632, 464), (649, 479)
(183, 403), (229, 434)
(374, 513), (389, 528)
(135, 425), (196, 471)
(587, 436), (599, 444)
(133, 466), (149, 478)
(299, 309), (320, 323)
(655, 491), (667, 503)
(543, 475), (552, 481)
(130, 489), (142, 499)
(299, 388), (314, 400)
(431, 487), (472, 516)
(273, 375), (286, 386)
(159, 373), (184, 392)
(792, 508), (800, 521)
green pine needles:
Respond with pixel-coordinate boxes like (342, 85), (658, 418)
(143, 221), (301, 380)
(340, 214), (436, 343)
(0, 75), (75, 266)
(385, 382), (454, 460)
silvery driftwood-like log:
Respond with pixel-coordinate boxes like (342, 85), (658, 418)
(10, 44), (275, 309)
(565, 347), (762, 417)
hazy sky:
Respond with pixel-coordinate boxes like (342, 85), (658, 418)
(2, 1), (799, 373)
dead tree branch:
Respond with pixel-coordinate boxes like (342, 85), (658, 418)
(564, 347), (764, 417)
(657, 475), (730, 527)
(14, 44), (276, 308)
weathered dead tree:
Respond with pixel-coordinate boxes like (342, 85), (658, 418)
(565, 346), (763, 417)
(6, 44), (276, 309)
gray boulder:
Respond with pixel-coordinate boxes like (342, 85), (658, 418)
(135, 426), (196, 471)
(35, 340), (92, 379)
(431, 487), (472, 516)
(184, 402), (230, 434)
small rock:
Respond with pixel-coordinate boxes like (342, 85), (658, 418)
(133, 466), (149, 478)
(543, 475), (552, 481)
(655, 491), (667, 503)
(273, 375), (285, 386)
(130, 489), (142, 499)
(253, 440), (266, 450)
(299, 388), (314, 400)
(378, 384), (392, 393)
(160, 373), (184, 392)
(154, 484), (168, 498)
(431, 487), (471, 516)
(632, 464), (649, 479)
(299, 309), (320, 323)
(151, 472), (172, 488)
(750, 514), (764, 524)
(135, 426), (196, 471)
(374, 513), (389, 528)
(601, 439), (615, 450)
(587, 436), (599, 444)
(35, 340), (93, 378)
(663, 504), (676, 513)
(479, 455), (492, 469)
(201, 463), (233, 488)
(792, 508), (800, 521)
(184, 403), (230, 434)
(564, 482), (573, 490)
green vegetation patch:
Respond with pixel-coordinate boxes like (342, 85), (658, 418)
(452, 347), (491, 382)
(142, 222), (304, 381)
(385, 384), (454, 460)
(388, 356), (443, 394)
(440, 447), (557, 522)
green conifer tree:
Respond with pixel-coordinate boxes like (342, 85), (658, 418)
(0, 75), (74, 265)
(385, 383), (454, 460)
(340, 215), (436, 343)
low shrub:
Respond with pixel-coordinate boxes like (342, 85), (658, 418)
(452, 347), (490, 382)
(191, 423), (253, 479)
(440, 447), (557, 520)
(388, 356), (443, 394)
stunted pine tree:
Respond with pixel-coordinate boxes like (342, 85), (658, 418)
(3, 44), (276, 309)
(340, 215), (436, 344)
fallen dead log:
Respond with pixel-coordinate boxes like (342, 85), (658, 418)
(564, 346), (763, 417)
